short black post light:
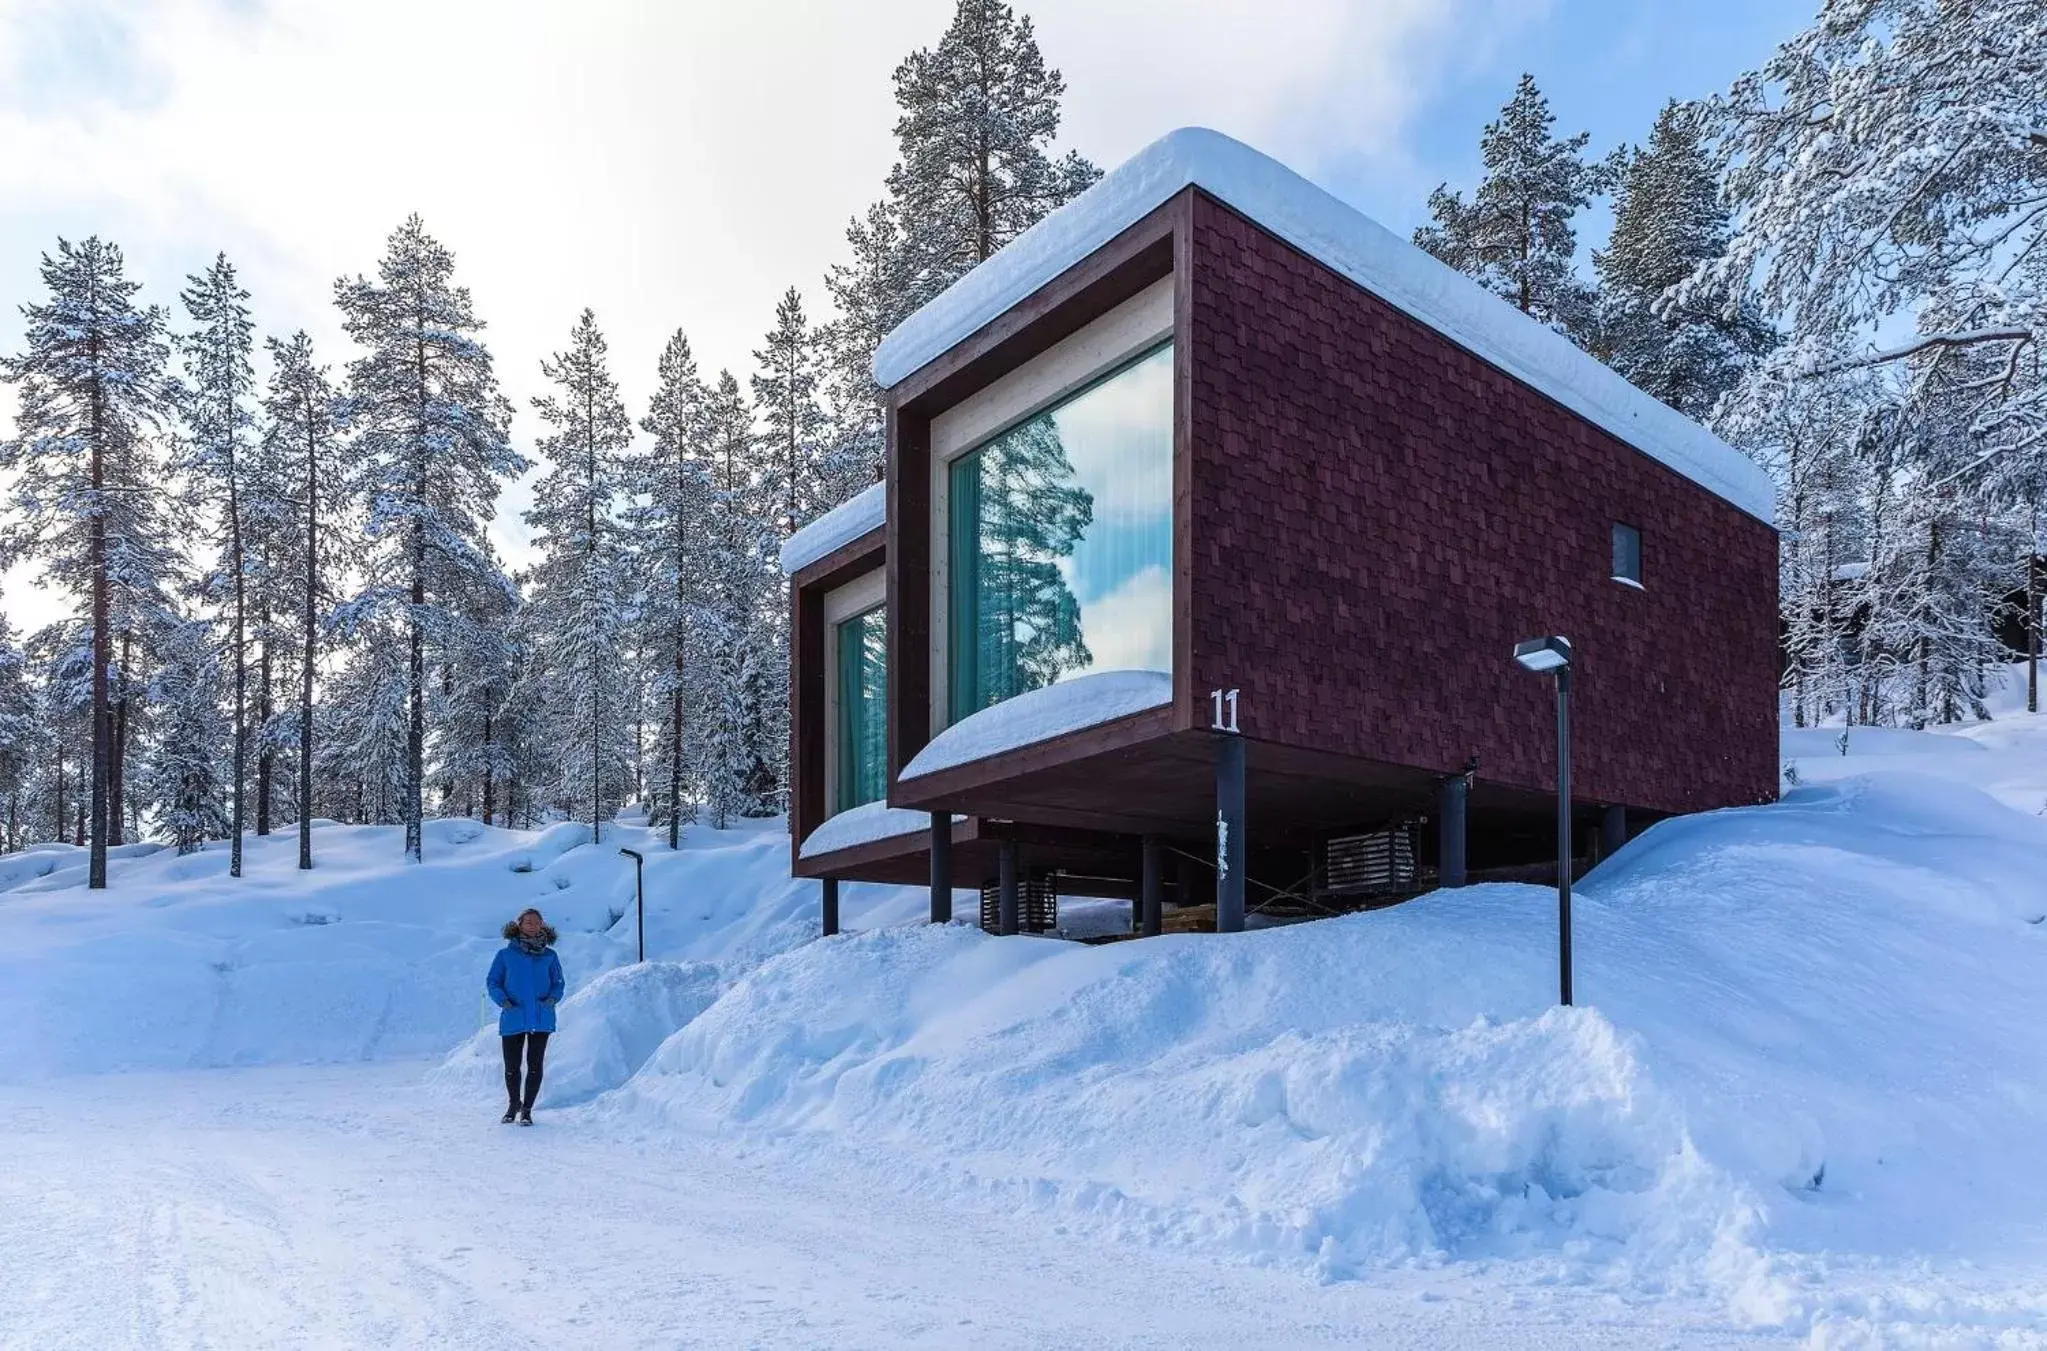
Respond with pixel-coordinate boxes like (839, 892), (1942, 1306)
(618, 847), (646, 963)
(1512, 635), (1574, 1006)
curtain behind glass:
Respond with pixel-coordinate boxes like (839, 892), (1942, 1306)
(836, 606), (888, 810)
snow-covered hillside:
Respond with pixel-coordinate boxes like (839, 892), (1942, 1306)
(8, 697), (2047, 1345)
(0, 815), (924, 1080)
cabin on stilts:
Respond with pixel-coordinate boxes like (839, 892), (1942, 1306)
(785, 127), (1780, 939)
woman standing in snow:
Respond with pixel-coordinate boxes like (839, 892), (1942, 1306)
(487, 908), (565, 1126)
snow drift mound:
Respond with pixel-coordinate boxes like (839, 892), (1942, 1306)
(602, 922), (1762, 1285)
(434, 960), (722, 1106)
(590, 762), (2047, 1308)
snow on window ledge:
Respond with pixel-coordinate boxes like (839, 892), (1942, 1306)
(902, 669), (1173, 781)
(1611, 575), (1646, 591)
(798, 801), (961, 860)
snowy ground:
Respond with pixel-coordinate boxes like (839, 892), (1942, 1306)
(7, 670), (2047, 1348)
(0, 1062), (1779, 1350)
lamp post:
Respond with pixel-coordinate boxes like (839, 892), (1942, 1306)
(1513, 635), (1574, 1006)
(618, 847), (645, 963)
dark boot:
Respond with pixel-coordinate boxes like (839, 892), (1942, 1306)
(501, 1103), (519, 1124)
(517, 1106), (534, 1126)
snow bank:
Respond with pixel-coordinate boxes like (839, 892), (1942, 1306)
(604, 922), (1756, 1287)
(433, 959), (722, 1106)
(1782, 726), (1986, 759)
(873, 127), (1774, 524)
(780, 481), (885, 576)
(1781, 679), (2047, 815)
(590, 754), (2047, 1315)
(901, 669), (1171, 778)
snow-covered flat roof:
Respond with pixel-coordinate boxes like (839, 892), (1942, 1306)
(780, 481), (887, 577)
(901, 669), (1172, 780)
(872, 127), (1775, 525)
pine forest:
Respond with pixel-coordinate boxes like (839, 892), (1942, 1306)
(2, 0), (2041, 884)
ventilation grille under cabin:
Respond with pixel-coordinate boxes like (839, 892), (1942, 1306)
(980, 872), (1059, 934)
(1323, 824), (1420, 895)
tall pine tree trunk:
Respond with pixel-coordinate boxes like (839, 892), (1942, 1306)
(1915, 521), (1940, 729)
(588, 390), (601, 844)
(669, 548), (685, 851)
(299, 405), (318, 871)
(108, 631), (128, 846)
(975, 122), (992, 262)
(257, 603), (273, 835)
(482, 705), (495, 827)
(87, 329), (110, 890)
(2028, 500), (2039, 715)
(230, 473), (246, 878)
(405, 334), (427, 864)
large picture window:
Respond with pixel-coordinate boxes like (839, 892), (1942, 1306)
(834, 605), (888, 811)
(947, 342), (1173, 723)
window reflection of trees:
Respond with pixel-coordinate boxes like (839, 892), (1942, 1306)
(954, 412), (1095, 715)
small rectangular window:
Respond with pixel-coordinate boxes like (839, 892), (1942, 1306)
(1612, 522), (1643, 588)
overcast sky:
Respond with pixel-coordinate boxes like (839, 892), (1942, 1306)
(0, 0), (1803, 634)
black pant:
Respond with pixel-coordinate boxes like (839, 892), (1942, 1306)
(502, 1031), (550, 1109)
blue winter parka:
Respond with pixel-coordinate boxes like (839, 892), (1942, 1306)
(487, 935), (565, 1036)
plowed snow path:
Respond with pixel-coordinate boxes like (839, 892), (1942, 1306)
(0, 1063), (1777, 1350)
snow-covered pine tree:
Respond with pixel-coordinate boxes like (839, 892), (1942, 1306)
(810, 1), (1095, 486)
(820, 201), (908, 497)
(1702, 0), (2046, 718)
(520, 309), (634, 840)
(0, 237), (176, 887)
(1915, 291), (2047, 713)
(259, 331), (351, 867)
(437, 560), (520, 827)
(334, 216), (526, 861)
(241, 381), (297, 843)
(885, 0), (1099, 314)
(1863, 359), (2026, 728)
(695, 370), (782, 826)
(493, 625), (549, 830)
(633, 328), (717, 846)
(0, 614), (37, 851)
(144, 614), (231, 855)
(1415, 74), (1605, 343)
(175, 253), (259, 877)
(1718, 348), (1880, 725)
(1594, 101), (1775, 419)
(21, 624), (89, 847)
(315, 619), (411, 825)
(752, 288), (832, 536)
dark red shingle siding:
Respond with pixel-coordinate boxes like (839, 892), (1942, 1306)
(1185, 194), (1778, 815)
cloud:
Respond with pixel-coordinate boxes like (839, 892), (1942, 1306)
(0, 0), (1544, 633)
(1039, 0), (1547, 175)
(1076, 563), (1172, 674)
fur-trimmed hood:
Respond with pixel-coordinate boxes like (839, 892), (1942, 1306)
(502, 920), (559, 946)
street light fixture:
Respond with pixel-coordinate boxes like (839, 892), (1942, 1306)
(1513, 634), (1574, 1006)
(618, 847), (646, 963)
